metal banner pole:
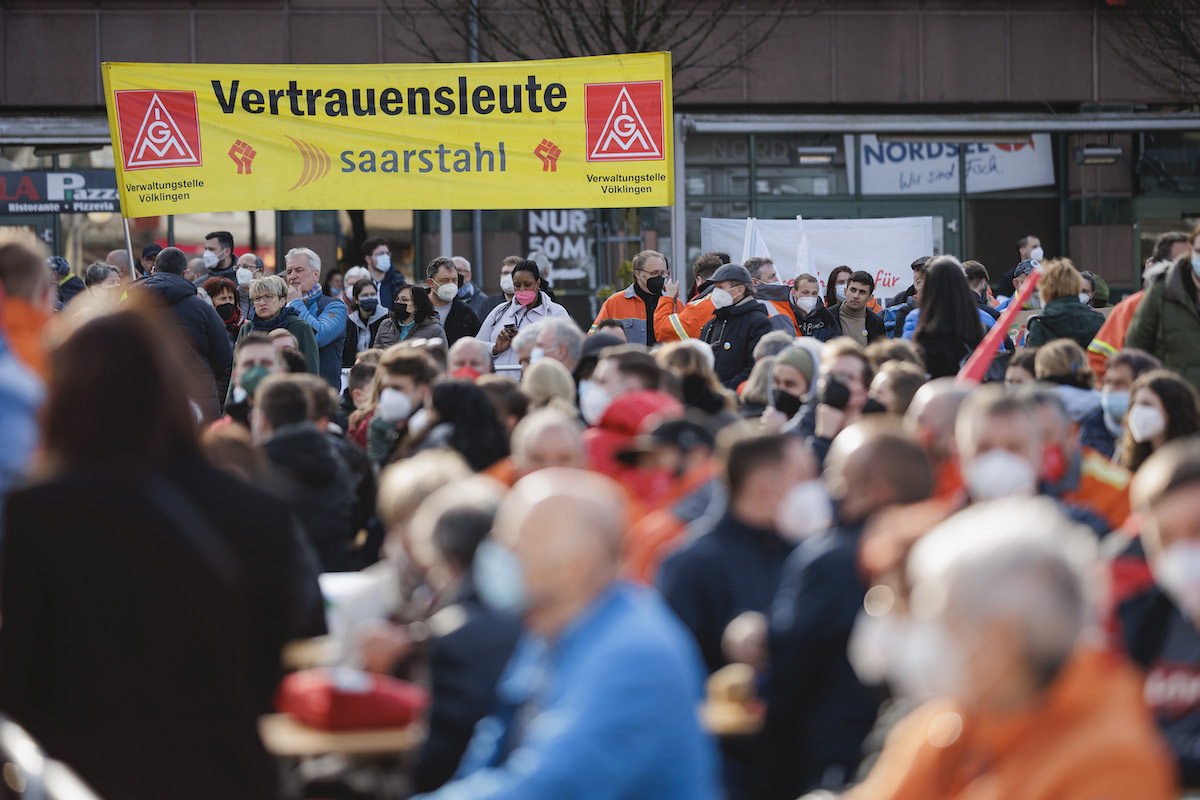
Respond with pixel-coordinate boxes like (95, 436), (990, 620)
(123, 216), (138, 279)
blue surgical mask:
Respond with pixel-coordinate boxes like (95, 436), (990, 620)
(473, 540), (527, 615)
(835, 284), (847, 302)
(1101, 389), (1130, 433)
(1191, 253), (1200, 277)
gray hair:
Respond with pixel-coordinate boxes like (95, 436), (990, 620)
(754, 330), (796, 361)
(249, 275), (287, 300)
(907, 497), (1097, 687)
(452, 256), (471, 276)
(84, 261), (118, 288)
(425, 256), (456, 282)
(540, 318), (585, 365)
(285, 247), (321, 274)
(926, 254), (964, 273)
(512, 321), (545, 358)
(449, 336), (494, 371)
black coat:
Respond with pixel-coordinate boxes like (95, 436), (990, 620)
(701, 297), (774, 389)
(342, 310), (387, 367)
(0, 455), (325, 800)
(137, 272), (234, 419)
(440, 296), (483, 346)
(410, 578), (522, 792)
(793, 302), (840, 342)
(828, 301), (886, 343)
(657, 510), (794, 675)
(262, 423), (357, 573)
(758, 521), (886, 798)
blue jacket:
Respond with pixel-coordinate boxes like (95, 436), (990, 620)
(759, 522), (886, 797)
(658, 510), (794, 675)
(288, 287), (347, 388)
(0, 334), (42, 546)
(416, 582), (719, 800)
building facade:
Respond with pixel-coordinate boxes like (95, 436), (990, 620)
(1, 0), (1196, 313)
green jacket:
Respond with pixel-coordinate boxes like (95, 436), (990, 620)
(224, 313), (321, 406)
(1025, 296), (1105, 350)
(1127, 258), (1200, 394)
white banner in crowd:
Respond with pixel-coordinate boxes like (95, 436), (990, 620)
(700, 215), (934, 297)
(852, 134), (1055, 196)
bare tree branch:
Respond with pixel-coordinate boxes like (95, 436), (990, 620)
(1102, 0), (1200, 98)
(384, 0), (826, 99)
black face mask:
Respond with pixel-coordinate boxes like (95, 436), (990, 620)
(393, 302), (414, 323)
(693, 279), (711, 299)
(773, 389), (804, 419)
(646, 276), (666, 295)
(215, 302), (236, 322)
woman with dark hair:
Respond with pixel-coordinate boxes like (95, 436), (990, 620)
(376, 283), (447, 348)
(322, 269), (345, 298)
(477, 259), (570, 368)
(824, 265), (852, 309)
(1118, 369), (1200, 473)
(407, 379), (510, 471)
(203, 275), (243, 343)
(904, 257), (996, 379)
(0, 308), (324, 800)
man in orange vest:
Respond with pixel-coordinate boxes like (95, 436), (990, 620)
(654, 252), (727, 342)
(590, 249), (669, 346)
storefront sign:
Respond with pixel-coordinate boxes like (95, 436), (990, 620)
(525, 209), (596, 286)
(0, 170), (120, 215)
(857, 134), (1054, 195)
(102, 54), (674, 217)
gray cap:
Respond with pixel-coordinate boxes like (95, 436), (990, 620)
(710, 263), (753, 284)
(1015, 258), (1039, 277)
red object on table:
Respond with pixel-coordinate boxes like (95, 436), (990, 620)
(275, 668), (430, 731)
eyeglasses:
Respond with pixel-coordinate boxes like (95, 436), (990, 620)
(251, 294), (282, 302)
(638, 269), (668, 279)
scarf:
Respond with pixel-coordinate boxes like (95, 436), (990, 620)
(397, 320), (417, 340)
(223, 305), (245, 339)
(251, 304), (299, 332)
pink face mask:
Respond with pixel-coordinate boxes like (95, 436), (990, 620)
(514, 290), (537, 306)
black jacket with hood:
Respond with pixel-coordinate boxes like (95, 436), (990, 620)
(701, 294), (774, 389)
(137, 271), (234, 420)
(262, 423), (356, 573)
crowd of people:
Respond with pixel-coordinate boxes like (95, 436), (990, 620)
(2, 223), (1200, 800)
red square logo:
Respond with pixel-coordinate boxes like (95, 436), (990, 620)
(584, 81), (665, 162)
(114, 90), (203, 171)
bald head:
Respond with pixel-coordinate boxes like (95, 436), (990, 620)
(494, 468), (626, 638)
(904, 378), (970, 463)
(825, 420), (932, 525)
(105, 249), (131, 278)
(511, 409), (585, 477)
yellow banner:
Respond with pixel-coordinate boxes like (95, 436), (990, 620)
(101, 53), (673, 217)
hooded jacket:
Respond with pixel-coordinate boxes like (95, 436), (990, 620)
(793, 301), (839, 342)
(583, 390), (684, 509)
(262, 423), (356, 573)
(137, 272), (234, 419)
(701, 295), (774, 390)
(1025, 296), (1106, 350)
(1127, 257), (1200, 394)
(342, 303), (389, 366)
